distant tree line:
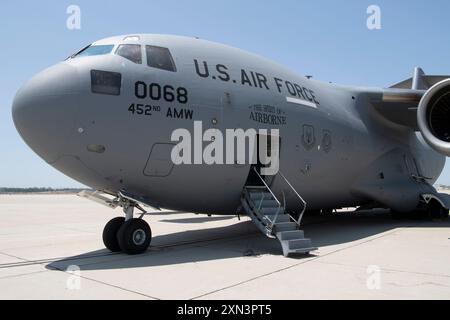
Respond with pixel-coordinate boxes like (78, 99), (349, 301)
(0, 187), (87, 194)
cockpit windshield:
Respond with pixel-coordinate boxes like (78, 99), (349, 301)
(71, 45), (115, 59)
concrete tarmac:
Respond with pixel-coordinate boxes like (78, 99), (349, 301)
(0, 194), (449, 300)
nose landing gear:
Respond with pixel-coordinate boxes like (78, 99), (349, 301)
(424, 200), (449, 220)
(78, 190), (156, 255)
(102, 201), (152, 255)
(117, 218), (152, 254)
(102, 217), (125, 252)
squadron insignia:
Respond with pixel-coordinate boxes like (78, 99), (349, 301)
(322, 130), (332, 153)
(302, 125), (316, 150)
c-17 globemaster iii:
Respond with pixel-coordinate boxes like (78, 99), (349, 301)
(12, 34), (450, 257)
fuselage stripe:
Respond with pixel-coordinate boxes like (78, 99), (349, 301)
(286, 97), (317, 109)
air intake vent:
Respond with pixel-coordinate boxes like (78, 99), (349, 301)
(428, 88), (450, 142)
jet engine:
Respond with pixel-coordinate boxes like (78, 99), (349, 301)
(418, 79), (450, 156)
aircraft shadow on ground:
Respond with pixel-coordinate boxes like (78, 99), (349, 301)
(159, 216), (234, 224)
(46, 211), (449, 271)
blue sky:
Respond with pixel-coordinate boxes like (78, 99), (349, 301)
(1, 0), (450, 187)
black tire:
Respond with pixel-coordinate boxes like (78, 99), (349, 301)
(427, 203), (449, 220)
(117, 218), (152, 255)
(427, 201), (448, 220)
(103, 217), (125, 252)
(442, 209), (450, 219)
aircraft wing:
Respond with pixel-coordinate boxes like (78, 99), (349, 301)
(367, 68), (450, 130)
(369, 89), (424, 130)
(390, 75), (450, 90)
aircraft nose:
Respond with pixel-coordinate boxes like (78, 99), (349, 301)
(12, 63), (80, 163)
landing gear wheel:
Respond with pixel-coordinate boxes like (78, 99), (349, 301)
(442, 209), (450, 220)
(426, 202), (449, 220)
(117, 218), (152, 255)
(103, 217), (125, 252)
(391, 202), (450, 220)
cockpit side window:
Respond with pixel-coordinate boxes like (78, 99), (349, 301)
(115, 44), (142, 64)
(74, 45), (115, 58)
(146, 46), (177, 72)
(91, 70), (122, 96)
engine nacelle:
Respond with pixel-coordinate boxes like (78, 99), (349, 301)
(418, 79), (450, 156)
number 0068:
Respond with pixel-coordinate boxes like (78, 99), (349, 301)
(134, 81), (188, 104)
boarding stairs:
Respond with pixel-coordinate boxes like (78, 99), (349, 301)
(241, 168), (317, 257)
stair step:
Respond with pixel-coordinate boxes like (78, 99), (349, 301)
(277, 230), (305, 241)
(288, 247), (317, 255)
(274, 222), (297, 232)
(249, 192), (273, 201)
(250, 199), (279, 208)
(259, 199), (279, 207)
(288, 238), (312, 250)
(246, 185), (267, 189)
(242, 184), (315, 257)
(265, 214), (291, 223)
(260, 207), (284, 215)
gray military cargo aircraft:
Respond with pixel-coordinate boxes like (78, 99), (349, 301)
(12, 34), (450, 257)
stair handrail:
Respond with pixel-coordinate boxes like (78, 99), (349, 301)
(278, 170), (307, 226)
(251, 167), (282, 230)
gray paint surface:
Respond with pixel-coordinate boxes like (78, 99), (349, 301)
(11, 34), (450, 214)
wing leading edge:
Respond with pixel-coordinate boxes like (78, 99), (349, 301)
(368, 67), (450, 130)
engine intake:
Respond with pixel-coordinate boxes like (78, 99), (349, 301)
(418, 79), (450, 156)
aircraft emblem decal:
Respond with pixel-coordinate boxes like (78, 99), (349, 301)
(321, 130), (332, 153)
(302, 125), (316, 150)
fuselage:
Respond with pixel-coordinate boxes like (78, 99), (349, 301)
(12, 34), (445, 214)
